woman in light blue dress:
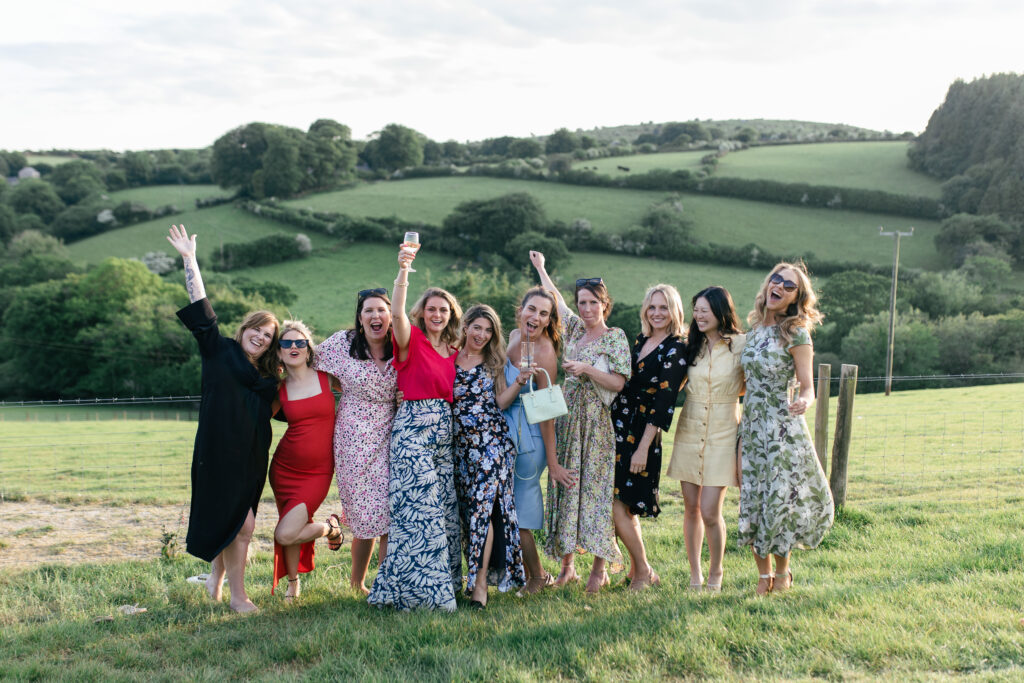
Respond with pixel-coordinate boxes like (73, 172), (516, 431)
(502, 286), (573, 595)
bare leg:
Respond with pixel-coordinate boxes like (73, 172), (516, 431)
(350, 537), (376, 595)
(520, 530), (544, 579)
(681, 482), (705, 588)
(223, 509), (257, 613)
(274, 504), (331, 547)
(753, 550), (774, 596)
(613, 500), (657, 590)
(378, 533), (388, 564)
(554, 553), (578, 587)
(284, 544), (301, 600)
(700, 486), (728, 589)
(470, 522), (495, 606)
(586, 556), (609, 593)
(773, 553), (791, 591)
(206, 555), (225, 601)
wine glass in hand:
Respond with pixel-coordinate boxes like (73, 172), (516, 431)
(401, 231), (420, 272)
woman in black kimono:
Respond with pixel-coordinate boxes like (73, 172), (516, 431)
(168, 224), (295, 613)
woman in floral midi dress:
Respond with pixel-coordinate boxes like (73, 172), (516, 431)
(738, 262), (834, 595)
(314, 289), (397, 595)
(532, 251), (632, 594)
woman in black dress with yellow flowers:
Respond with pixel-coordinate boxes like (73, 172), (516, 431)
(611, 284), (688, 591)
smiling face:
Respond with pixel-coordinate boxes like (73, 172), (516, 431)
(241, 323), (275, 360)
(277, 330), (311, 369)
(576, 288), (605, 327)
(423, 296), (451, 336)
(765, 267), (800, 314)
(359, 296), (392, 344)
(644, 291), (671, 335)
(692, 296), (719, 336)
(520, 294), (554, 341)
(463, 316), (494, 354)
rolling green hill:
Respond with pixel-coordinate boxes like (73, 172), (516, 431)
(107, 184), (231, 207)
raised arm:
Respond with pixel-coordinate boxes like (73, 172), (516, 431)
(167, 225), (207, 303)
(529, 250), (570, 317)
(391, 245), (415, 362)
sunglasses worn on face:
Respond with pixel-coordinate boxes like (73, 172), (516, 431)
(279, 339), (309, 349)
(358, 287), (387, 299)
(576, 277), (603, 287)
(769, 273), (799, 292)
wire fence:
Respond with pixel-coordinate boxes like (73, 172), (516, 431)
(1, 374), (1021, 511)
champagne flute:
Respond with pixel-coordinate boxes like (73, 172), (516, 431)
(786, 377), (800, 407)
(401, 231), (420, 273)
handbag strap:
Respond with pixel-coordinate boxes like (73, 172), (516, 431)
(527, 367), (552, 394)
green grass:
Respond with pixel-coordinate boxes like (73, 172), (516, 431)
(716, 142), (943, 198)
(66, 204), (338, 267)
(285, 177), (945, 270)
(24, 154), (77, 166)
(1, 384), (1021, 679)
(576, 142), (944, 198)
(107, 184), (232, 208)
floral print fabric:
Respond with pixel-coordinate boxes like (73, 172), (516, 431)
(545, 311), (632, 563)
(314, 330), (397, 540)
(737, 325), (834, 557)
(611, 334), (687, 517)
(453, 364), (525, 594)
(368, 398), (457, 611)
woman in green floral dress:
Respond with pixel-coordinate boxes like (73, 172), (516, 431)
(738, 262), (834, 595)
(532, 251), (632, 594)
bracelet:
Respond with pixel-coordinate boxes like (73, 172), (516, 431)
(393, 280), (408, 287)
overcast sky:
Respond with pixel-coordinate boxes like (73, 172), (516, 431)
(2, 1), (1021, 151)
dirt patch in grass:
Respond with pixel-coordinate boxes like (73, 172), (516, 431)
(0, 502), (280, 569)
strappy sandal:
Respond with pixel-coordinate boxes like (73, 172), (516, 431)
(706, 572), (723, 593)
(756, 573), (774, 596)
(325, 514), (345, 551)
(284, 577), (299, 602)
(774, 568), (793, 593)
(517, 572), (556, 597)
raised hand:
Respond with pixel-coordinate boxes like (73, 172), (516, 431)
(167, 225), (197, 258)
(529, 250), (545, 271)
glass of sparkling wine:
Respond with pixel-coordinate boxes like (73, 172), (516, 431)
(401, 231), (420, 272)
(520, 341), (535, 369)
(787, 377), (800, 407)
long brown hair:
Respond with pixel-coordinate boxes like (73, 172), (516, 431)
(684, 286), (742, 366)
(350, 291), (394, 361)
(459, 304), (508, 393)
(748, 261), (824, 344)
(517, 286), (562, 355)
(234, 310), (280, 378)
(409, 287), (463, 347)
(575, 280), (613, 320)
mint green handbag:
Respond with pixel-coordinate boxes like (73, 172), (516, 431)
(522, 367), (568, 424)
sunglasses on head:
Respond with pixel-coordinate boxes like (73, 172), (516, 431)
(769, 273), (799, 292)
(358, 287), (387, 300)
(279, 339), (309, 349)
(576, 277), (603, 287)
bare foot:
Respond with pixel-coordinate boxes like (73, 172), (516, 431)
(553, 565), (579, 587)
(629, 566), (660, 592)
(284, 577), (300, 602)
(351, 582), (370, 596)
(229, 598), (259, 613)
(585, 571), (609, 594)
(206, 573), (224, 601)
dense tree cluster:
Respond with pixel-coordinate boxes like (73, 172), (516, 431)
(909, 73), (1024, 227)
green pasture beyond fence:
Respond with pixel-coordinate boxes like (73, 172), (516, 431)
(0, 382), (1021, 508)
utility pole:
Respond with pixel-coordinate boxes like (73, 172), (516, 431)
(879, 226), (913, 396)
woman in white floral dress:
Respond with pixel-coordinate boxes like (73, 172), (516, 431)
(314, 288), (397, 595)
(532, 251), (632, 595)
(738, 262), (834, 595)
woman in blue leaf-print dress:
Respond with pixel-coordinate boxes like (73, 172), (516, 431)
(453, 305), (529, 608)
(738, 262), (834, 596)
(610, 284), (688, 591)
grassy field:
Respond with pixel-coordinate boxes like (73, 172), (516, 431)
(576, 142), (943, 198)
(1, 385), (1022, 679)
(107, 184), (232, 208)
(66, 203), (339, 267)
(24, 154), (76, 166)
(284, 177), (945, 270)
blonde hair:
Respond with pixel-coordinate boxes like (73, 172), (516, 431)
(516, 286), (563, 355)
(278, 319), (316, 371)
(747, 261), (824, 344)
(234, 310), (280, 378)
(640, 284), (686, 338)
(409, 287), (463, 347)
(459, 304), (508, 394)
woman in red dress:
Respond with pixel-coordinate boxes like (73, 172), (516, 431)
(269, 320), (342, 601)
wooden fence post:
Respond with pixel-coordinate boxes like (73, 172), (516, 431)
(829, 363), (858, 507)
(814, 363), (831, 475)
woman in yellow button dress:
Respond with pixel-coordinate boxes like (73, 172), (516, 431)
(666, 286), (745, 592)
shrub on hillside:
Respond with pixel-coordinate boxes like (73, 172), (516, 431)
(209, 233), (312, 271)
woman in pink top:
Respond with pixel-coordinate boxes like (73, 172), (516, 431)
(367, 243), (463, 612)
